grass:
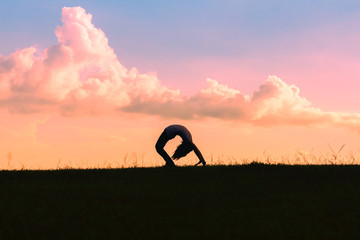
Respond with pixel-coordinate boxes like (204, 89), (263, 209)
(1, 164), (360, 239)
(3, 145), (360, 170)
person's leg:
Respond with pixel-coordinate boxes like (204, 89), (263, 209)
(155, 131), (175, 166)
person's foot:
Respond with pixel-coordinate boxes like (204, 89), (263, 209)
(164, 162), (175, 167)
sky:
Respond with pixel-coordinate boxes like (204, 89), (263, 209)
(0, 1), (359, 168)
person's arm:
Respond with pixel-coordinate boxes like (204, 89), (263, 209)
(193, 143), (206, 166)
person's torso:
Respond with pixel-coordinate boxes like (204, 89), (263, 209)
(164, 125), (193, 142)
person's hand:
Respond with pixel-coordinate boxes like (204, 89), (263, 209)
(194, 160), (206, 166)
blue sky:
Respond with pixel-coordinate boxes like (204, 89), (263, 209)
(2, 0), (360, 57)
(1, 0), (360, 111)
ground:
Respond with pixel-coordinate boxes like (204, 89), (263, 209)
(1, 164), (360, 239)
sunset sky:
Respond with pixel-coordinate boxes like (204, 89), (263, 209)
(0, 1), (359, 168)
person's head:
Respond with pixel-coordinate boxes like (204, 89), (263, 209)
(172, 141), (194, 160)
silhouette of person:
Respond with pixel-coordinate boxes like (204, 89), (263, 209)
(156, 124), (206, 167)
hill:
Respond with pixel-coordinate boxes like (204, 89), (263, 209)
(1, 164), (360, 239)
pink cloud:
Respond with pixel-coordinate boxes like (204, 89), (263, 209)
(0, 7), (359, 134)
(122, 75), (360, 133)
(0, 7), (178, 115)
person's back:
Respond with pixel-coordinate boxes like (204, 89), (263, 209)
(164, 125), (192, 142)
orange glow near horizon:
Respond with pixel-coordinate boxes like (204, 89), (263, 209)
(0, 109), (359, 169)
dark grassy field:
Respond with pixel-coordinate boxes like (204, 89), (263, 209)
(1, 164), (360, 240)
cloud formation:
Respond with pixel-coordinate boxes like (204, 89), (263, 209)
(0, 6), (359, 133)
(0, 7), (179, 115)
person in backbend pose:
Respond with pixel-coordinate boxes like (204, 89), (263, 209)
(155, 124), (206, 167)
